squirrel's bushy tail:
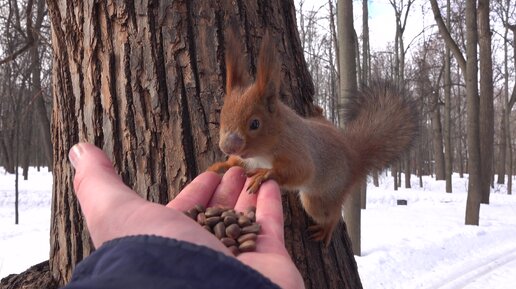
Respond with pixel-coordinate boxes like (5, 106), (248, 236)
(343, 82), (419, 176)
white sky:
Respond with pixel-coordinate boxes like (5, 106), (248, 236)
(296, 0), (432, 52)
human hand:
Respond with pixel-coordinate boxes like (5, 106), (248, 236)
(69, 143), (304, 289)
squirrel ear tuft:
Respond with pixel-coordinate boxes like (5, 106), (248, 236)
(225, 29), (250, 95)
(256, 31), (280, 112)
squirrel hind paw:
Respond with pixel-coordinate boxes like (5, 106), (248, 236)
(307, 224), (333, 247)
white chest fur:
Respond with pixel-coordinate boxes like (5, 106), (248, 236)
(242, 156), (273, 170)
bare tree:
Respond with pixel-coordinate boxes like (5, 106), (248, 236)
(478, 0), (494, 204)
(337, 0), (361, 256)
(430, 0), (482, 225)
(389, 0), (415, 188)
(444, 0), (453, 192)
(494, 0), (516, 194)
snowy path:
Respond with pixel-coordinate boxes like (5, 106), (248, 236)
(357, 175), (516, 289)
(437, 248), (516, 289)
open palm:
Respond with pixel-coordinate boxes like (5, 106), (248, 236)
(70, 143), (304, 289)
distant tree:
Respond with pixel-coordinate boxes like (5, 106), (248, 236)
(505, 23), (516, 195)
(463, 0), (482, 225)
(430, 80), (446, 181)
(494, 0), (516, 194)
(444, 0), (453, 193)
(389, 0), (415, 189)
(0, 0), (52, 173)
(478, 0), (494, 204)
(430, 0), (482, 225)
(338, 0), (361, 256)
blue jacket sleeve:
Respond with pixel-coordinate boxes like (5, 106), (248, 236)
(62, 235), (282, 289)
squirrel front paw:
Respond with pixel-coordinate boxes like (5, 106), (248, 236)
(246, 168), (272, 194)
(206, 162), (231, 174)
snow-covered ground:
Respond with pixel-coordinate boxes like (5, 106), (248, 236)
(0, 167), (52, 279)
(357, 173), (516, 289)
(1, 168), (515, 288)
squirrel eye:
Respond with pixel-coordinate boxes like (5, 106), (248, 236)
(249, 119), (260, 130)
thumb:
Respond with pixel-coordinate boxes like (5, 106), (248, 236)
(69, 143), (140, 226)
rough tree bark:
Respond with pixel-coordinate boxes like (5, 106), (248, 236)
(43, 1), (362, 288)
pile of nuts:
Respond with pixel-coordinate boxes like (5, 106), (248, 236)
(184, 204), (261, 256)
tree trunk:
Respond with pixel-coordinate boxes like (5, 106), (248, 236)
(444, 0), (453, 192)
(46, 1), (363, 288)
(404, 157), (411, 188)
(338, 0), (361, 257)
(33, 0), (53, 170)
(430, 0), (481, 224)
(506, 24), (516, 195)
(392, 165), (399, 190)
(362, 0), (370, 86)
(457, 83), (465, 178)
(478, 0), (494, 204)
(0, 261), (58, 289)
(431, 91), (445, 180)
(498, 109), (506, 184)
(464, 0), (482, 225)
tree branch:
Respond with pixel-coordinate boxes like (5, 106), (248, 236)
(0, 0), (36, 66)
(429, 0), (466, 73)
(0, 42), (34, 65)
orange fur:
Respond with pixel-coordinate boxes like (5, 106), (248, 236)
(208, 31), (419, 246)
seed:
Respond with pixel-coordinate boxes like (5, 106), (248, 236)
(246, 211), (256, 222)
(226, 223), (241, 239)
(221, 209), (236, 217)
(241, 223), (260, 234)
(194, 204), (206, 213)
(221, 210), (238, 219)
(238, 215), (251, 227)
(184, 208), (197, 220)
(205, 206), (224, 217)
(224, 216), (237, 226)
(184, 211), (193, 219)
(238, 240), (257, 252)
(213, 222), (226, 239)
(196, 212), (206, 225)
(237, 233), (257, 244)
(187, 204), (261, 256)
(221, 237), (237, 247)
(205, 216), (221, 227)
(228, 245), (240, 256)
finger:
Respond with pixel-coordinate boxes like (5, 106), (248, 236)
(70, 143), (141, 221)
(168, 171), (222, 211)
(234, 177), (258, 213)
(254, 180), (284, 245)
(208, 166), (246, 208)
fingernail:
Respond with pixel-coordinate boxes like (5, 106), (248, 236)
(69, 144), (84, 169)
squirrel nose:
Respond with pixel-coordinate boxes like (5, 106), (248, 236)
(220, 133), (244, 155)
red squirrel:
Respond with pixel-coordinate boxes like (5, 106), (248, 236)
(208, 32), (418, 246)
